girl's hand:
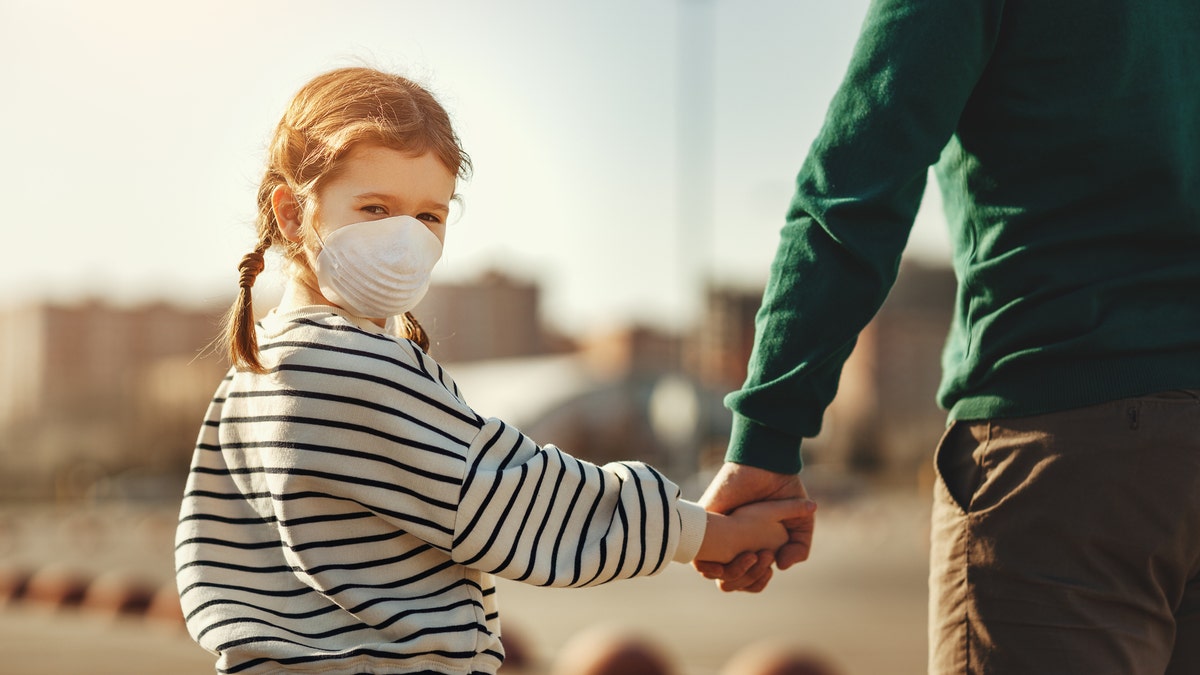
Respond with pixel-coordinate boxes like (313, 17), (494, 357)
(695, 498), (816, 565)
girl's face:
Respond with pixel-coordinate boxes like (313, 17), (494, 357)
(309, 144), (456, 244)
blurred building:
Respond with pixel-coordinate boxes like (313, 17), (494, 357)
(686, 284), (762, 390)
(0, 300), (228, 500)
(419, 270), (575, 363)
(581, 325), (683, 377)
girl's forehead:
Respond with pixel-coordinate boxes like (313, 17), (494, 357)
(328, 145), (456, 199)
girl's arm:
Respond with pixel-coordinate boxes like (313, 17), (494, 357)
(450, 417), (708, 587)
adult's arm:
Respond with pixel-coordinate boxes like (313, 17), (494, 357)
(705, 0), (1005, 588)
(727, 0), (1003, 475)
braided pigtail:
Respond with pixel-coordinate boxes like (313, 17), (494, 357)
(397, 311), (431, 353)
(223, 240), (271, 373)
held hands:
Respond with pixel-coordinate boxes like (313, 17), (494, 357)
(693, 462), (817, 593)
(695, 498), (815, 566)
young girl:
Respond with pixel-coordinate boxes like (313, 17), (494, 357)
(175, 66), (812, 675)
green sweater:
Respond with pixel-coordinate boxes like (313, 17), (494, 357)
(726, 0), (1200, 474)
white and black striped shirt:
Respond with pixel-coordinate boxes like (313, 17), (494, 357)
(175, 306), (706, 675)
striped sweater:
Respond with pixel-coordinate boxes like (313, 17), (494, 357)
(175, 306), (707, 675)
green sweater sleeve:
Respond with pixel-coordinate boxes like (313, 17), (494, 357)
(725, 0), (1005, 473)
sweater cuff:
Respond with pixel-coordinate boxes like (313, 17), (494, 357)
(672, 499), (708, 563)
(725, 414), (804, 475)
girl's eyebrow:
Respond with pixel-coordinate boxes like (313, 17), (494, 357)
(352, 191), (399, 202)
(353, 192), (450, 214)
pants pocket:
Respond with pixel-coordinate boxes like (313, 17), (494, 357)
(933, 420), (982, 515)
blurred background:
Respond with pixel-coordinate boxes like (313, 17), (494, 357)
(0, 1), (955, 673)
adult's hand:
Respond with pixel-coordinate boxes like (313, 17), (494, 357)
(693, 461), (816, 592)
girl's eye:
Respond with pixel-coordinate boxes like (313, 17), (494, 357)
(362, 205), (388, 215)
(417, 213), (443, 224)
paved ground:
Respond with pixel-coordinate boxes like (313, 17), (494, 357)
(0, 488), (932, 675)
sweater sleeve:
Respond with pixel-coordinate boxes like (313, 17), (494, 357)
(725, 0), (1005, 473)
(451, 418), (708, 586)
(255, 332), (706, 591)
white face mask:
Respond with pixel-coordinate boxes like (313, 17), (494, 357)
(311, 215), (443, 319)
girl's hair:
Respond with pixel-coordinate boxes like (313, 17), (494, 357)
(223, 67), (471, 373)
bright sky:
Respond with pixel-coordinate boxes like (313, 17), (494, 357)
(0, 0), (950, 334)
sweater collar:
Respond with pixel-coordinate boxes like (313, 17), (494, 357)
(261, 304), (389, 336)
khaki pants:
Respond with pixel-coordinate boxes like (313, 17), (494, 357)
(929, 390), (1200, 675)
